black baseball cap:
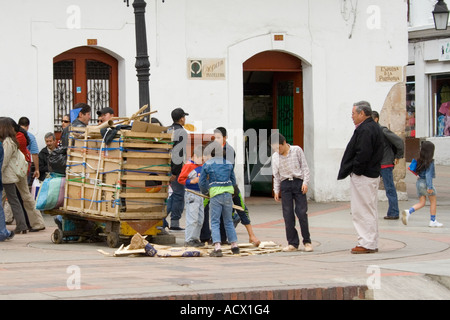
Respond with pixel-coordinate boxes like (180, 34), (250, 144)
(96, 107), (114, 116)
(171, 108), (189, 121)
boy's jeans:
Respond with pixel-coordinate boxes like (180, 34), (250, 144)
(184, 192), (204, 242)
(380, 167), (399, 218)
(280, 178), (311, 248)
(167, 177), (185, 228)
(210, 192), (237, 244)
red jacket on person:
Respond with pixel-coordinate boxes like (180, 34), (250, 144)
(16, 132), (31, 173)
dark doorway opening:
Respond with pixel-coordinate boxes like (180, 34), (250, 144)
(242, 51), (303, 196)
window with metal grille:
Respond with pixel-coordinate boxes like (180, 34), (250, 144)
(53, 60), (74, 132)
(86, 60), (111, 122)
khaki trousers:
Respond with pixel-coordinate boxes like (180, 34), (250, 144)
(350, 174), (379, 250)
(15, 176), (45, 229)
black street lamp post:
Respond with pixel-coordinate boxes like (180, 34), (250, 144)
(124, 0), (151, 122)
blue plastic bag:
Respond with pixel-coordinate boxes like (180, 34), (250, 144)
(35, 173), (66, 210)
(408, 159), (418, 176)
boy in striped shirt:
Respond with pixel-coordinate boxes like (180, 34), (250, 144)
(270, 133), (313, 252)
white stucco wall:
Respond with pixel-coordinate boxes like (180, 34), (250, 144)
(408, 0), (437, 29)
(309, 0), (408, 201)
(0, 0), (408, 201)
(427, 136), (450, 165)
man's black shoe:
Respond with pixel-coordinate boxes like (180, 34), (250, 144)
(169, 226), (185, 231)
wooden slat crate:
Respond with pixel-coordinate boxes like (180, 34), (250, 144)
(63, 125), (172, 221)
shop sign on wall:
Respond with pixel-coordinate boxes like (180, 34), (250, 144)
(375, 66), (403, 82)
(188, 59), (226, 80)
(439, 41), (450, 61)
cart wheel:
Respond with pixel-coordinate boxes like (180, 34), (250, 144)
(51, 229), (64, 244)
(107, 232), (120, 248)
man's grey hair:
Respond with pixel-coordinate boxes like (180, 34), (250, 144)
(44, 132), (56, 140)
(353, 100), (372, 116)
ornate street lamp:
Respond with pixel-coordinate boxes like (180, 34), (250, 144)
(124, 0), (163, 122)
(433, 0), (450, 30)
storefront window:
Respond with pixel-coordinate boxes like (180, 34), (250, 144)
(430, 74), (450, 137)
(406, 78), (415, 138)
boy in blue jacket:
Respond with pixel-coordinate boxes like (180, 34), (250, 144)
(199, 141), (239, 257)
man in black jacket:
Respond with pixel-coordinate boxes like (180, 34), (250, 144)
(38, 132), (58, 181)
(338, 101), (384, 254)
(166, 108), (189, 231)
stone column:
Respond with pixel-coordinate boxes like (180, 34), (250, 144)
(379, 82), (408, 201)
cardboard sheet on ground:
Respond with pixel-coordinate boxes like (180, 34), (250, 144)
(97, 234), (282, 257)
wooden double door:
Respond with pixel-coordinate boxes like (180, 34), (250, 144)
(53, 46), (118, 132)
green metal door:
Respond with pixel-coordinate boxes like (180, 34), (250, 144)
(276, 80), (294, 144)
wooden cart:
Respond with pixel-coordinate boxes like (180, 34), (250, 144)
(46, 120), (174, 247)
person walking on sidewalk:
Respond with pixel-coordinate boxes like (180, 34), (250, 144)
(8, 118), (46, 232)
(0, 140), (14, 241)
(372, 111), (404, 220)
(338, 101), (384, 254)
(0, 117), (29, 234)
(402, 141), (443, 227)
(18, 117), (40, 183)
(270, 132), (313, 253)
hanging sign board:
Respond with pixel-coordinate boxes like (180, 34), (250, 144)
(188, 59), (226, 80)
(375, 66), (403, 82)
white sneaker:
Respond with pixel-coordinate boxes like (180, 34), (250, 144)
(282, 245), (298, 252)
(429, 220), (443, 228)
(304, 243), (313, 252)
(402, 209), (410, 225)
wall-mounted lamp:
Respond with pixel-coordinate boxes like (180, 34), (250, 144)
(433, 0), (450, 30)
